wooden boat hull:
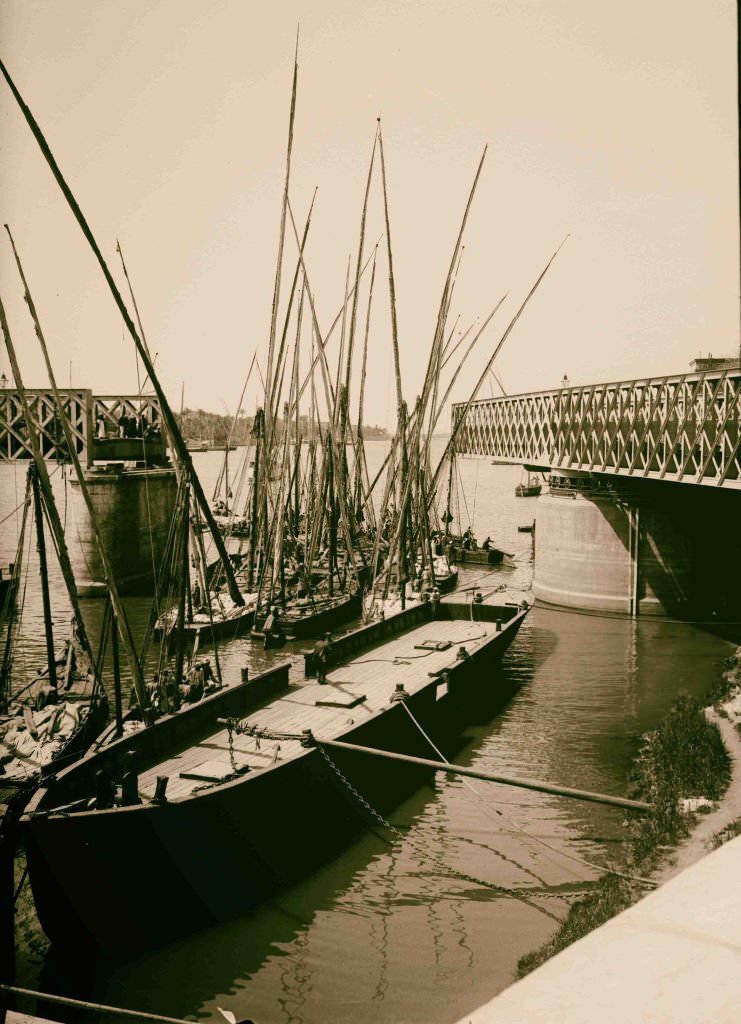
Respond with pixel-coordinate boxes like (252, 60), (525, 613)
(253, 587), (363, 639)
(434, 568), (459, 593)
(1, 695), (108, 789)
(447, 545), (505, 566)
(514, 484), (541, 497)
(22, 602), (527, 958)
(154, 604), (256, 646)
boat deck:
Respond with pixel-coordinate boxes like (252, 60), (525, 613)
(136, 617), (496, 801)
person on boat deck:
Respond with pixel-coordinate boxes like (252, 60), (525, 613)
(263, 606), (285, 648)
(164, 670), (180, 712)
(313, 632), (333, 684)
(482, 536), (492, 550)
(192, 580), (202, 610)
(146, 675), (160, 712)
(182, 662), (205, 703)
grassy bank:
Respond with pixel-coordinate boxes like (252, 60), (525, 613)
(517, 653), (739, 979)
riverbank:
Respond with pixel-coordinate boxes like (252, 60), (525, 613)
(653, 701), (741, 883)
(517, 646), (741, 979)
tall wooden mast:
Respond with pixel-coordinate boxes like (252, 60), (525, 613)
(3, 232), (147, 708)
(30, 465), (57, 691)
(0, 297), (96, 673)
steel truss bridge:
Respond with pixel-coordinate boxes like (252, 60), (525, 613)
(0, 389), (163, 464)
(453, 368), (741, 490)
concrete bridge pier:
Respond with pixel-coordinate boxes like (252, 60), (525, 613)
(533, 475), (741, 621)
(69, 465), (177, 595)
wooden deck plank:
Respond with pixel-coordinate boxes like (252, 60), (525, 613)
(134, 617), (500, 802)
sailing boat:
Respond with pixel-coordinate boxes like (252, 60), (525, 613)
(153, 474), (258, 646)
(0, 383), (108, 788)
(514, 468), (543, 497)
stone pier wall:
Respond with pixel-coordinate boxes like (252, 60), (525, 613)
(533, 480), (741, 620)
(69, 466), (177, 594)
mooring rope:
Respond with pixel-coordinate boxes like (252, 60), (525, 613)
(398, 699), (657, 889)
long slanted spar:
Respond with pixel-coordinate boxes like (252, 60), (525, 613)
(3, 230), (148, 710)
(0, 58), (245, 611)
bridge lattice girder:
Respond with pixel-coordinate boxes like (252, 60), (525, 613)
(0, 389), (161, 462)
(0, 388), (89, 461)
(453, 369), (741, 489)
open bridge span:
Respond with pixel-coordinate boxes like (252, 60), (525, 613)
(452, 368), (741, 621)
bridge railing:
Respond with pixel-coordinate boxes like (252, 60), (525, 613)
(0, 388), (90, 461)
(0, 389), (163, 464)
(453, 368), (741, 489)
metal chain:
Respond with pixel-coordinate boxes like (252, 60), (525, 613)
(316, 742), (406, 840)
(226, 720), (237, 773)
(315, 741), (592, 906)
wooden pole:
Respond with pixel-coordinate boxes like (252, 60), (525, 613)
(110, 604), (124, 737)
(0, 473), (31, 706)
(0, 66), (244, 608)
(430, 237), (568, 501)
(344, 127), (378, 416)
(247, 409), (263, 590)
(173, 483), (190, 694)
(317, 738), (652, 812)
(0, 298), (96, 670)
(264, 36), (299, 437)
(3, 236), (148, 709)
(30, 466), (57, 691)
(377, 120), (404, 424)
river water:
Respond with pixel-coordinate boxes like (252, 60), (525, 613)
(1, 441), (736, 1024)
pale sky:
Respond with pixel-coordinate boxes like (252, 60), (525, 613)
(1, 0), (738, 429)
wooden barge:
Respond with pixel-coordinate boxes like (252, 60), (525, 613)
(252, 586), (364, 640)
(22, 597), (528, 958)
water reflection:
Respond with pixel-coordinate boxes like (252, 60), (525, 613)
(3, 449), (737, 1023)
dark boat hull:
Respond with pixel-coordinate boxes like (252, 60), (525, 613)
(447, 545), (505, 566)
(155, 605), (256, 647)
(434, 568), (459, 593)
(253, 587), (363, 639)
(23, 603), (527, 958)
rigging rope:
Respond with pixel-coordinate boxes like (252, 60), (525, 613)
(314, 740), (564, 921)
(397, 699), (656, 889)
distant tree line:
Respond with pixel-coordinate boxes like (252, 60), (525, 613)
(175, 408), (387, 445)
(176, 409), (252, 445)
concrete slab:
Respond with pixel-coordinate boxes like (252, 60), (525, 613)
(457, 835), (741, 1024)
